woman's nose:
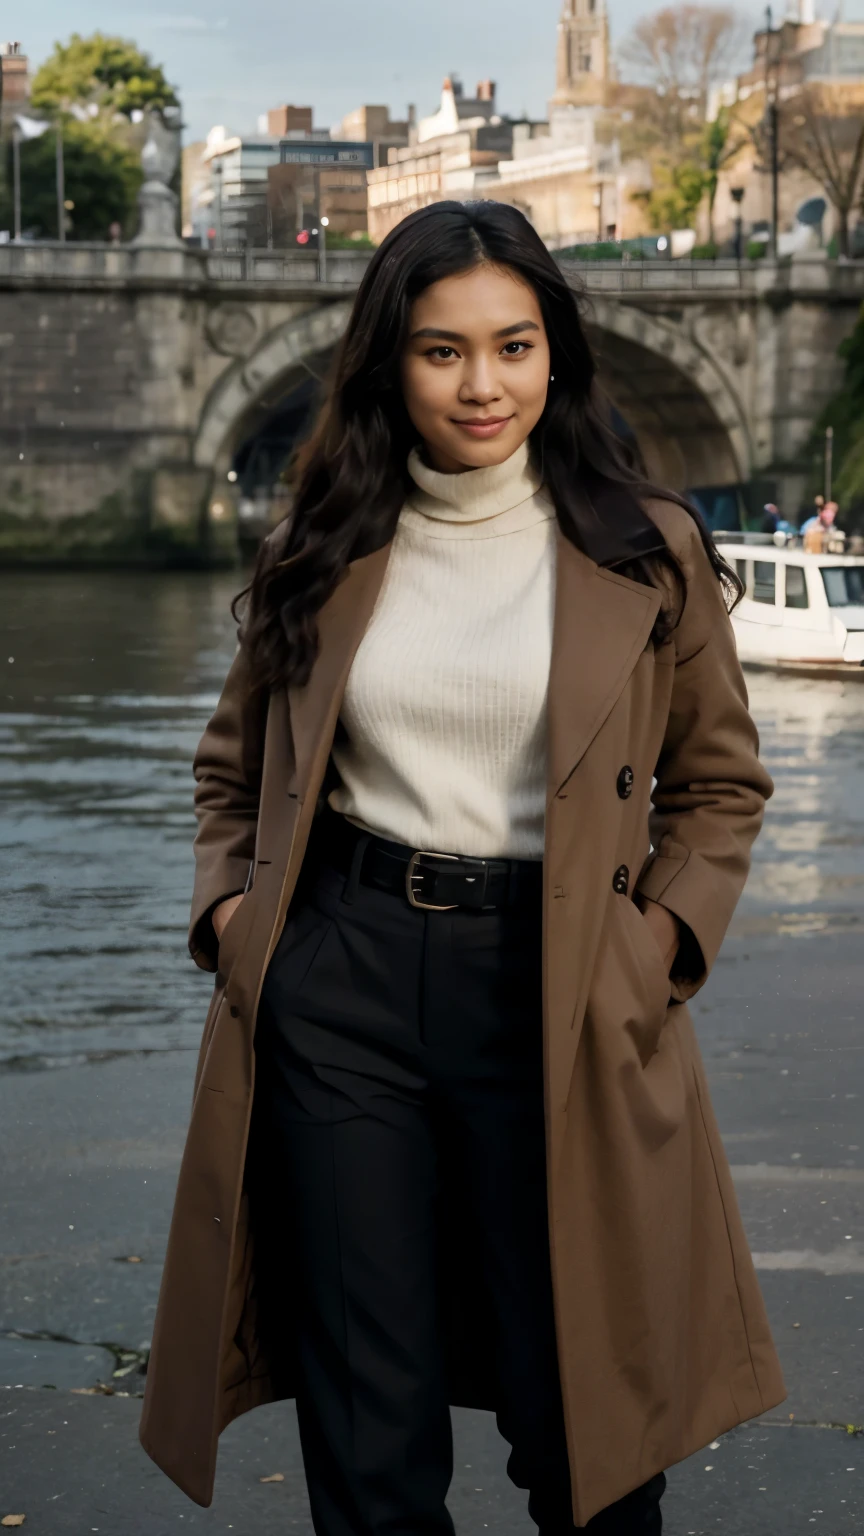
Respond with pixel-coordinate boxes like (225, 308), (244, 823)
(459, 359), (502, 403)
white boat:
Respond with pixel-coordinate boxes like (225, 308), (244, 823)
(714, 531), (864, 677)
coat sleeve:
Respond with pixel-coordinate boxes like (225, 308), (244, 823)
(188, 642), (270, 973)
(635, 510), (773, 1001)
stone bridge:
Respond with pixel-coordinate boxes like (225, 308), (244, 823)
(1, 241), (862, 563)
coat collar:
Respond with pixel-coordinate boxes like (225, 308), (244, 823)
(287, 529), (661, 803)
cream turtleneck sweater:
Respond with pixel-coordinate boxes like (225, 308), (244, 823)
(328, 440), (556, 859)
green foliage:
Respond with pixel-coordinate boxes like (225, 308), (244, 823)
(809, 305), (864, 510)
(691, 242), (719, 259)
(325, 231), (375, 249)
(31, 32), (177, 117)
(0, 120), (142, 239)
(557, 241), (625, 261)
(641, 160), (706, 232)
(746, 240), (767, 260)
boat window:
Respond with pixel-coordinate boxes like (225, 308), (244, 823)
(784, 565), (809, 609)
(823, 567), (864, 606)
(753, 561), (776, 605)
(735, 558), (748, 588)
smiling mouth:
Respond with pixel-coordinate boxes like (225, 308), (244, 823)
(451, 416), (514, 435)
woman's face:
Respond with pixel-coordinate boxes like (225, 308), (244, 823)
(401, 262), (551, 474)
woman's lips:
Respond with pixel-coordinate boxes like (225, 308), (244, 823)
(451, 416), (513, 439)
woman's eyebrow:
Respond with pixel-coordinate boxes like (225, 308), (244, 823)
(410, 320), (541, 342)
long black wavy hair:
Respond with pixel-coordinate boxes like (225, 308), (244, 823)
(236, 199), (740, 689)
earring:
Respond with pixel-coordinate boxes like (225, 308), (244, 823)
(550, 374), (555, 382)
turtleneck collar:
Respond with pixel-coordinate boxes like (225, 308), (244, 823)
(405, 440), (543, 525)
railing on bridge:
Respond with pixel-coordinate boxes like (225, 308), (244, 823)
(2, 240), (864, 296)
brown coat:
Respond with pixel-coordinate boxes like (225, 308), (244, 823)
(139, 498), (785, 1525)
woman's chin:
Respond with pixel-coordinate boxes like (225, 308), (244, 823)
(433, 430), (528, 472)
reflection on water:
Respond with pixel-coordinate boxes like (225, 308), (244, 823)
(2, 575), (864, 1066)
(742, 671), (864, 928)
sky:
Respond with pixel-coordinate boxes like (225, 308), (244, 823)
(15, 0), (767, 144)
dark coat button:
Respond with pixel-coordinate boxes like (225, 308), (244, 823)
(617, 765), (634, 800)
(612, 865), (630, 895)
(229, 1005), (240, 1019)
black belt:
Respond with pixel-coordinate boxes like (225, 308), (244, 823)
(312, 810), (543, 913)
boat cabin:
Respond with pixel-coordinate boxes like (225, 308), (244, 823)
(714, 534), (864, 669)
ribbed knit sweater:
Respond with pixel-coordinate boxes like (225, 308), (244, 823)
(328, 439), (557, 859)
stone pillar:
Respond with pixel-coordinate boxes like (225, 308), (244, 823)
(131, 109), (184, 250)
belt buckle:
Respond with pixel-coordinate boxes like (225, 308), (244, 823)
(406, 850), (459, 911)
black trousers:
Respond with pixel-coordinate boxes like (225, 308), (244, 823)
(250, 851), (665, 1536)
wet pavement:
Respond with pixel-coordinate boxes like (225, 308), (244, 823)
(1, 572), (862, 1533)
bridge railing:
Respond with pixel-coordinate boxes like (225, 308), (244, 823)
(2, 240), (864, 296)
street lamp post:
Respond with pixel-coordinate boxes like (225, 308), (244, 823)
(213, 160), (223, 250)
(12, 123), (21, 241)
(730, 186), (745, 262)
(56, 117), (66, 242)
(764, 5), (780, 260)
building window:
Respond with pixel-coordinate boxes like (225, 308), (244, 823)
(580, 54), (592, 71)
(784, 564), (809, 609)
(753, 561), (776, 604)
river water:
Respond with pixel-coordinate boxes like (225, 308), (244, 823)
(2, 570), (864, 1069)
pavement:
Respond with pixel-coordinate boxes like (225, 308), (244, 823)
(1, 933), (862, 1534)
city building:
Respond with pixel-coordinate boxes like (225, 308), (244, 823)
(707, 0), (864, 252)
(366, 75), (516, 243)
(551, 0), (611, 110)
(267, 148), (372, 246)
(185, 101), (391, 246)
(487, 0), (655, 247)
(184, 110), (328, 245)
(0, 40), (30, 125)
(334, 103), (411, 167)
(366, 0), (649, 249)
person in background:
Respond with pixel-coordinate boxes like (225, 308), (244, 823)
(760, 502), (793, 536)
(800, 499), (838, 536)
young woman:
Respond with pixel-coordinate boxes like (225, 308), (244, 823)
(140, 201), (785, 1533)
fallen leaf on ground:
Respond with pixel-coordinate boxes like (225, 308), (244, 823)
(2, 1517), (26, 1527)
(260, 1473), (285, 1483)
(119, 1255), (142, 1264)
(69, 1384), (114, 1396)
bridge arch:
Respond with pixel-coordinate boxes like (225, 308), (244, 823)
(193, 291), (754, 531)
(193, 299), (353, 471)
(585, 297), (752, 495)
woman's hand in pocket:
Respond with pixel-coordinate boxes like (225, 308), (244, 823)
(635, 897), (681, 971)
(213, 893), (244, 943)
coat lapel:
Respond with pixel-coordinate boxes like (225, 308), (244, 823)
(288, 541), (393, 797)
(548, 530), (662, 798)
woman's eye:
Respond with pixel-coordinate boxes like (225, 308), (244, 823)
(502, 341), (531, 356)
(428, 346), (457, 360)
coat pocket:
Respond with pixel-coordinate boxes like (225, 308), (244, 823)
(614, 895), (672, 1067)
(217, 890), (256, 979)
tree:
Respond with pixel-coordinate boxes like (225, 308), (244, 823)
(617, 4), (748, 235)
(777, 85), (864, 259)
(0, 119), (142, 240)
(822, 307), (864, 510)
(634, 160), (706, 231)
(618, 5), (748, 153)
(703, 107), (744, 244)
(31, 33), (178, 117)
